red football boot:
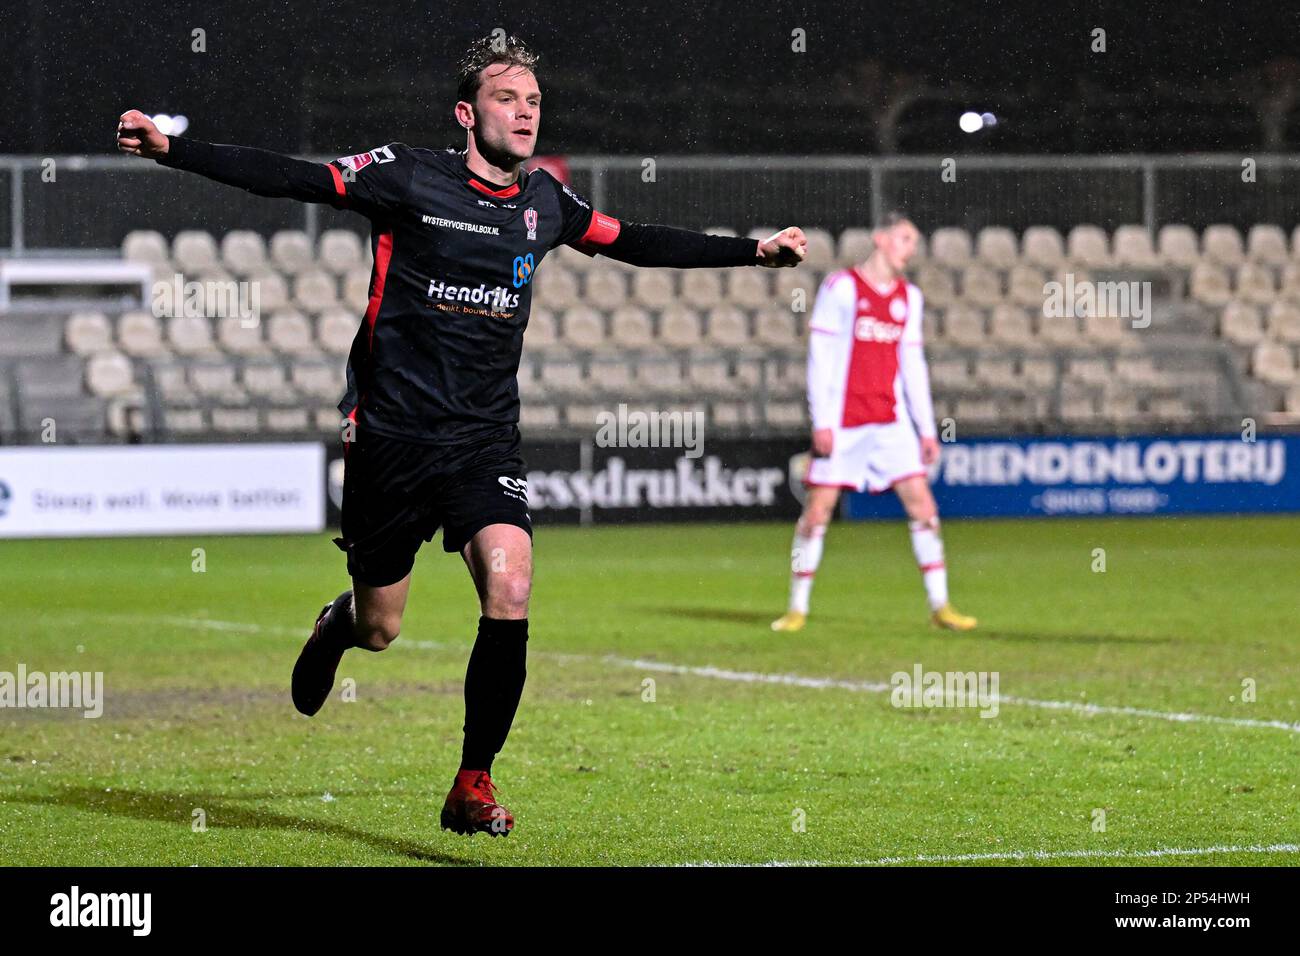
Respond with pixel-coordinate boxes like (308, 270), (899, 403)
(440, 770), (514, 837)
(291, 591), (354, 717)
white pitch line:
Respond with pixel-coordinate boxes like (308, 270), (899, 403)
(127, 614), (1300, 735)
(683, 842), (1300, 867)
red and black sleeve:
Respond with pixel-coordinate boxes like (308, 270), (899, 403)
(157, 136), (343, 205)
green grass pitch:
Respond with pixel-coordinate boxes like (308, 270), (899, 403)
(1, 515), (1297, 866)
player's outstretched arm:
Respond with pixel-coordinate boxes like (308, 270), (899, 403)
(595, 222), (807, 269)
(116, 109), (343, 205)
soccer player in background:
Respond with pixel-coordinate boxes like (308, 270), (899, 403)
(117, 35), (807, 836)
(771, 213), (977, 634)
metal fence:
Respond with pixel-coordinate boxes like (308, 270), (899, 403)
(4, 154), (1300, 254)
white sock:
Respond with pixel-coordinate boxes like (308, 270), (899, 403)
(909, 517), (948, 611)
(788, 523), (826, 614)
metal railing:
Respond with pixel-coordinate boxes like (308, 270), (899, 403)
(3, 153), (1300, 255)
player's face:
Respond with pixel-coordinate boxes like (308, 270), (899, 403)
(470, 66), (541, 164)
(875, 221), (920, 272)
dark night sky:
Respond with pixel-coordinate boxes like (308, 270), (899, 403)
(3, 0), (1299, 155)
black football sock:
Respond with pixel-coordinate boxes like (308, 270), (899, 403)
(320, 590), (357, 649)
(460, 616), (529, 773)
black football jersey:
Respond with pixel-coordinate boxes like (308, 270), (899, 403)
(326, 145), (614, 444)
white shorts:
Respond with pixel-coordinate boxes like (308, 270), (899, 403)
(804, 418), (926, 494)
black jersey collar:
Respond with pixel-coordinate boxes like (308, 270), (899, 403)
(454, 150), (527, 199)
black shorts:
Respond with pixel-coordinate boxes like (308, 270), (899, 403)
(334, 425), (532, 587)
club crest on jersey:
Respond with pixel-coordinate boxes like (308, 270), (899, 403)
(512, 253), (535, 288)
(890, 297), (908, 320)
(524, 208), (538, 241)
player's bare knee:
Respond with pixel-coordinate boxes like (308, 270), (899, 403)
(484, 572), (531, 618)
(356, 615), (401, 651)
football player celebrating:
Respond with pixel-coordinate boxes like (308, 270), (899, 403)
(771, 213), (976, 633)
(119, 34), (807, 837)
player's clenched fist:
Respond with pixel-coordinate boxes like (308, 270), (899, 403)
(116, 110), (170, 159)
(812, 427), (834, 457)
(757, 226), (808, 268)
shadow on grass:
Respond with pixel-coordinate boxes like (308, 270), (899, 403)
(646, 606), (791, 625)
(978, 630), (1175, 646)
(9, 785), (473, 864)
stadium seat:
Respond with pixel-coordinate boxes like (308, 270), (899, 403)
(540, 360), (585, 394)
(1005, 265), (1047, 308)
(634, 357), (688, 397)
(1267, 301), (1300, 343)
(216, 314), (267, 356)
(318, 229), (364, 275)
(973, 356), (1017, 387)
(293, 269), (339, 313)
(1037, 311), (1080, 345)
(1219, 301), (1265, 345)
(610, 307), (654, 350)
(267, 310), (316, 355)
(172, 230), (221, 275)
(166, 315), (216, 355)
(774, 269), (817, 312)
(928, 356), (970, 386)
(1246, 224), (1288, 265)
(1279, 264), (1300, 302)
(584, 268), (628, 306)
(801, 229), (836, 269)
(1115, 355), (1160, 386)
(1189, 263), (1233, 307)
(726, 269), (771, 309)
(563, 306), (606, 350)
(930, 228), (972, 268)
(220, 230), (268, 276)
(1157, 224), (1200, 268)
(317, 308), (358, 355)
(754, 307), (798, 351)
(115, 312), (166, 359)
(836, 227), (874, 265)
(586, 358), (634, 395)
(342, 269), (371, 312)
(1251, 341), (1296, 385)
(525, 308), (558, 350)
(1201, 224), (1245, 267)
(941, 304), (985, 346)
(264, 407), (310, 433)
(270, 230), (314, 274)
(1067, 357), (1111, 386)
(65, 311), (113, 355)
(122, 230), (170, 267)
(1082, 311), (1127, 344)
(1067, 225), (1111, 268)
(688, 357), (739, 395)
(249, 271), (290, 314)
(84, 351), (135, 397)
(1022, 227), (1065, 269)
(989, 304), (1035, 344)
(960, 265), (1002, 307)
(241, 361), (296, 402)
(659, 305), (703, 348)
(631, 271), (676, 310)
(519, 404), (561, 428)
(211, 406), (260, 433)
(975, 227), (1018, 269)
(1112, 225), (1159, 268)
(705, 306), (749, 348)
(1020, 355), (1057, 387)
(290, 360), (339, 399)
(536, 267), (580, 310)
(188, 361), (244, 402)
(680, 270), (724, 308)
(1235, 262), (1276, 305)
(914, 264), (956, 309)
